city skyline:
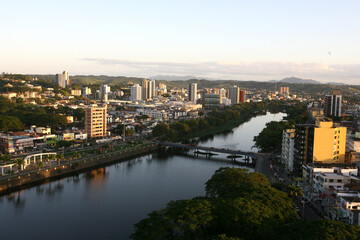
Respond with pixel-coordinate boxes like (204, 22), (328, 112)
(1, 0), (360, 83)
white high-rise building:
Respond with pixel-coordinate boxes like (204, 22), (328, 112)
(141, 78), (155, 100)
(281, 129), (295, 172)
(219, 88), (227, 99)
(150, 79), (156, 98)
(100, 85), (111, 101)
(188, 83), (197, 103)
(324, 90), (342, 117)
(131, 84), (142, 101)
(55, 71), (70, 88)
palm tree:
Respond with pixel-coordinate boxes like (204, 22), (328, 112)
(15, 158), (25, 171)
(288, 184), (304, 199)
(36, 161), (44, 170)
(56, 153), (64, 165)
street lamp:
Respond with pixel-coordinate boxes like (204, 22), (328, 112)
(301, 200), (306, 219)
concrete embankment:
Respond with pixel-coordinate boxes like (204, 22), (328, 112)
(0, 143), (158, 195)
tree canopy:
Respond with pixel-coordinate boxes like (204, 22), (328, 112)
(131, 167), (360, 240)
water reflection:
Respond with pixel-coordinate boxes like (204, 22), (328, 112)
(0, 112), (285, 240)
(84, 168), (108, 194)
(7, 191), (26, 210)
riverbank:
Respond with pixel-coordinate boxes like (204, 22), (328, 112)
(0, 143), (158, 195)
(188, 113), (260, 140)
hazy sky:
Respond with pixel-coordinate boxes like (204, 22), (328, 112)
(1, 0), (360, 83)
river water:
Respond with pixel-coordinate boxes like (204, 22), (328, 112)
(0, 112), (285, 240)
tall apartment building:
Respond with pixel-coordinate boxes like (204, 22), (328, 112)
(293, 118), (347, 175)
(188, 83), (197, 103)
(150, 79), (156, 98)
(324, 90), (342, 117)
(82, 87), (92, 96)
(130, 84), (142, 101)
(85, 105), (107, 138)
(141, 78), (155, 100)
(280, 87), (290, 95)
(219, 88), (227, 99)
(228, 86), (239, 105)
(100, 85), (111, 102)
(239, 89), (246, 103)
(55, 71), (70, 88)
(282, 129), (296, 172)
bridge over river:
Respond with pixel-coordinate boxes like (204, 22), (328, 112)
(158, 142), (260, 160)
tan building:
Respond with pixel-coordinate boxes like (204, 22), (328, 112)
(85, 104), (107, 138)
(71, 89), (82, 96)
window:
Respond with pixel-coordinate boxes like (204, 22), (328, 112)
(329, 179), (334, 182)
(338, 179), (342, 183)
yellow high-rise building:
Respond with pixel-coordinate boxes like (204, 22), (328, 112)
(85, 104), (107, 138)
(294, 118), (347, 172)
(313, 120), (346, 163)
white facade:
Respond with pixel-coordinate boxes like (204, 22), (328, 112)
(347, 137), (360, 152)
(281, 129), (295, 172)
(131, 84), (142, 101)
(219, 88), (227, 99)
(82, 87), (92, 96)
(150, 80), (156, 98)
(188, 83), (197, 103)
(315, 173), (352, 192)
(100, 85), (111, 101)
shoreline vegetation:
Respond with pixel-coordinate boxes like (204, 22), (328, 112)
(131, 167), (360, 240)
(153, 100), (308, 144)
(0, 100), (308, 196)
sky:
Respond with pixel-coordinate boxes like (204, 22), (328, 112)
(1, 0), (360, 83)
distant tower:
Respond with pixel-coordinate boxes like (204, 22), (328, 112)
(188, 83), (197, 103)
(239, 89), (246, 103)
(228, 86), (240, 105)
(141, 78), (154, 100)
(55, 71), (70, 88)
(324, 90), (342, 117)
(150, 79), (156, 98)
(100, 85), (111, 102)
(130, 84), (142, 101)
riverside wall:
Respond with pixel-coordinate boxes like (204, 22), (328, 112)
(0, 143), (158, 195)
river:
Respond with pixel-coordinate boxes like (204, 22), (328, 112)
(0, 112), (285, 240)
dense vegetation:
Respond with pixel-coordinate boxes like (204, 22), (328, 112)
(0, 96), (84, 131)
(253, 102), (309, 152)
(131, 167), (360, 240)
(153, 101), (305, 142)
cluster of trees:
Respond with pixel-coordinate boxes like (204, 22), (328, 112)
(153, 101), (297, 141)
(0, 96), (85, 131)
(253, 102), (309, 152)
(131, 167), (360, 239)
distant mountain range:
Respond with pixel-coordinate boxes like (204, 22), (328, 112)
(150, 75), (205, 81)
(269, 77), (345, 85)
(151, 75), (346, 85)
